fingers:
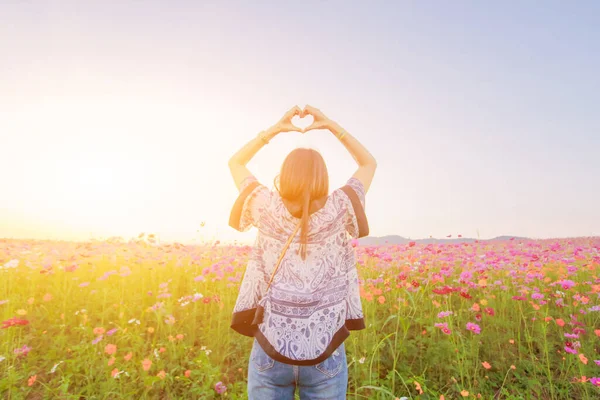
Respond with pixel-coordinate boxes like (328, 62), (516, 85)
(287, 105), (302, 119)
(301, 104), (314, 118)
(302, 104), (325, 121)
(300, 106), (310, 118)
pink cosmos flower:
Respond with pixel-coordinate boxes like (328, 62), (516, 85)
(65, 264), (78, 272)
(557, 279), (575, 290)
(14, 345), (31, 357)
(564, 333), (579, 339)
(215, 381), (227, 394)
(105, 344), (117, 355)
(466, 322), (481, 334)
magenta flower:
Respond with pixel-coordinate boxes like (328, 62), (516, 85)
(107, 328), (118, 336)
(215, 381), (227, 394)
(564, 333), (579, 339)
(484, 307), (495, 316)
(1, 318), (29, 329)
(466, 322), (481, 334)
(14, 345), (31, 357)
(557, 279), (575, 290)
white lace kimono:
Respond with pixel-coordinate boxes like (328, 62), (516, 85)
(229, 176), (368, 366)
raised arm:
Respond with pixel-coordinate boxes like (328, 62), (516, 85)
(302, 105), (377, 192)
(228, 106), (302, 191)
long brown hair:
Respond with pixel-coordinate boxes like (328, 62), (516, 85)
(275, 148), (329, 260)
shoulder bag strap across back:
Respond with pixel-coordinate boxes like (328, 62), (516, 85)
(265, 221), (302, 293)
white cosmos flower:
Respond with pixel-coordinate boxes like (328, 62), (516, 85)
(50, 361), (64, 373)
(3, 259), (19, 269)
(113, 370), (125, 378)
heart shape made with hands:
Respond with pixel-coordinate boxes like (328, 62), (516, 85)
(291, 114), (314, 133)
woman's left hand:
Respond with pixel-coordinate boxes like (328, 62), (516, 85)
(265, 106), (303, 139)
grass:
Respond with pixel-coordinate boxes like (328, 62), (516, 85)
(1, 235), (599, 399)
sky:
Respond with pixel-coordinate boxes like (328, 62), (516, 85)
(1, 0), (599, 245)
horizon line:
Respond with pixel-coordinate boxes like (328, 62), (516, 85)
(2, 234), (599, 246)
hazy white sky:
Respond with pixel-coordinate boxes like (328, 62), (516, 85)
(1, 1), (599, 244)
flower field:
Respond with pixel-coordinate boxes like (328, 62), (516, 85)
(1, 235), (600, 399)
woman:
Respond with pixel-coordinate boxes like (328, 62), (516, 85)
(228, 104), (376, 399)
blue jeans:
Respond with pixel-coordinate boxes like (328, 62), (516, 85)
(248, 338), (348, 399)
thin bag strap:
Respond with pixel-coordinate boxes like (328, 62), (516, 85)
(265, 221), (302, 293)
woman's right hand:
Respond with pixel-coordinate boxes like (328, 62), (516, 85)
(302, 105), (340, 134)
(265, 106), (303, 139)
